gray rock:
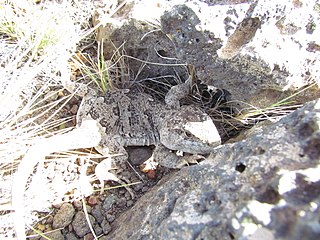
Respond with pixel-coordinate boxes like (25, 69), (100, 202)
(103, 99), (320, 239)
(159, 4), (276, 105)
(96, 2), (320, 109)
(40, 230), (64, 240)
(91, 205), (105, 224)
(72, 211), (96, 238)
(65, 232), (79, 240)
(127, 146), (154, 166)
(93, 224), (103, 236)
(101, 219), (112, 235)
(102, 193), (119, 211)
(52, 203), (75, 229)
(105, 214), (115, 223)
(83, 233), (94, 240)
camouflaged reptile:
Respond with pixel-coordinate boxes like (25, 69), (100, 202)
(77, 81), (221, 169)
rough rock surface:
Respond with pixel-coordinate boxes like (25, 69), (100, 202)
(97, 0), (320, 107)
(103, 99), (320, 239)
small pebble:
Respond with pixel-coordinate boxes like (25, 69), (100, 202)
(73, 200), (83, 210)
(117, 197), (126, 208)
(133, 184), (143, 191)
(52, 203), (75, 229)
(126, 200), (134, 207)
(40, 230), (64, 240)
(84, 233), (94, 240)
(37, 223), (46, 232)
(42, 215), (53, 224)
(101, 219), (112, 234)
(91, 205), (105, 223)
(141, 186), (149, 193)
(147, 169), (156, 179)
(87, 195), (99, 206)
(68, 224), (73, 232)
(102, 194), (118, 210)
(72, 211), (96, 238)
(86, 205), (92, 213)
(106, 214), (115, 223)
(70, 105), (78, 115)
(124, 191), (131, 200)
(94, 225), (103, 236)
(119, 189), (126, 195)
(121, 170), (131, 179)
(65, 232), (79, 240)
(68, 96), (79, 105)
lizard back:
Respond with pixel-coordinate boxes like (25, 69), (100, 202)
(85, 89), (162, 147)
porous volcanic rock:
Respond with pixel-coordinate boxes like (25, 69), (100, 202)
(103, 100), (320, 239)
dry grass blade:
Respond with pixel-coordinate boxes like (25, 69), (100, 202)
(235, 82), (317, 124)
(0, 87), (74, 173)
(82, 198), (98, 240)
(95, 181), (141, 193)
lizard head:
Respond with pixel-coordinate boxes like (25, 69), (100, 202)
(159, 106), (221, 154)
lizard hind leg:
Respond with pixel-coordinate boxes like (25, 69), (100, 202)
(154, 144), (205, 169)
(94, 146), (135, 198)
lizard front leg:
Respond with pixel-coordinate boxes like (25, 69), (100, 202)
(165, 77), (192, 108)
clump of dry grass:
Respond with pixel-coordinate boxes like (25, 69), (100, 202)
(207, 81), (318, 141)
(0, 0), (107, 238)
(73, 41), (132, 93)
(234, 81), (317, 124)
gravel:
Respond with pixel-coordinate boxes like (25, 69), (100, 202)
(52, 203), (75, 229)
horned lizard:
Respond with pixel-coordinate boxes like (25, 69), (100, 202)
(77, 84), (221, 169)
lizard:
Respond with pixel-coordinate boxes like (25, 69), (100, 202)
(76, 83), (221, 170)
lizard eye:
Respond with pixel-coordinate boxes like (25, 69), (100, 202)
(185, 131), (193, 138)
